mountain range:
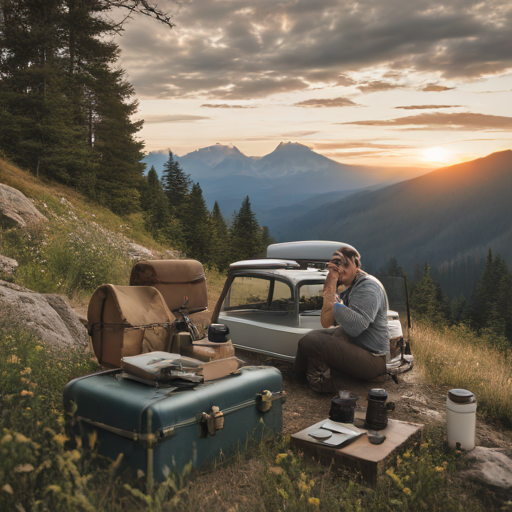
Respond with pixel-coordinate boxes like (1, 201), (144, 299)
(275, 150), (512, 276)
(142, 142), (427, 218)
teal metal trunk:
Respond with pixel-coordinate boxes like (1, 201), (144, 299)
(63, 366), (283, 481)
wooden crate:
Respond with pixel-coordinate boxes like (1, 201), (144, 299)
(291, 411), (423, 486)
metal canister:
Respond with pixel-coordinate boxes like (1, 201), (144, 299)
(365, 388), (388, 430)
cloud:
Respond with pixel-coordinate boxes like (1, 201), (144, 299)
(143, 114), (210, 123)
(322, 150), (399, 158)
(242, 131), (319, 141)
(422, 85), (455, 92)
(395, 105), (463, 109)
(293, 97), (359, 108)
(357, 80), (405, 93)
(118, 0), (512, 100)
(200, 103), (256, 108)
(312, 141), (410, 150)
(342, 112), (512, 130)
(280, 131), (319, 138)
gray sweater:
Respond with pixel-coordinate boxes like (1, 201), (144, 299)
(333, 275), (389, 356)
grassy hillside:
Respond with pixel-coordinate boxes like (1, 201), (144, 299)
(0, 157), (172, 300)
(278, 150), (512, 274)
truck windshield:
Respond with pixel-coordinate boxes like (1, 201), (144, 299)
(298, 282), (324, 312)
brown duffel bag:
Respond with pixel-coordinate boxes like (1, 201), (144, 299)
(88, 284), (175, 369)
(129, 259), (208, 315)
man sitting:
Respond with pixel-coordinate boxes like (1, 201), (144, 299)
(294, 246), (389, 393)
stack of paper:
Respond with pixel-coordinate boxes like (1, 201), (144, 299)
(308, 420), (363, 447)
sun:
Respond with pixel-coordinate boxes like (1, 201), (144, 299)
(422, 147), (454, 164)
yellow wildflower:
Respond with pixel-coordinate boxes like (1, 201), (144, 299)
(15, 433), (29, 443)
(35, 345), (44, 351)
(69, 450), (81, 461)
(386, 468), (403, 488)
(268, 466), (284, 475)
(21, 377), (29, 383)
(275, 453), (288, 464)
(1, 434), (13, 444)
(46, 485), (62, 494)
(21, 367), (32, 375)
(403, 487), (412, 495)
(298, 481), (309, 492)
(277, 488), (288, 500)
(308, 497), (320, 507)
(434, 466), (445, 472)
(54, 434), (68, 445)
(420, 442), (429, 450)
(2, 484), (13, 494)
(300, 472), (307, 481)
(7, 355), (20, 364)
(397, 455), (402, 466)
(21, 390), (34, 397)
(404, 450), (411, 458)
(29, 381), (37, 388)
(26, 407), (31, 411)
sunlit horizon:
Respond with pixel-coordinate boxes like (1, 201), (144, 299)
(121, 0), (512, 169)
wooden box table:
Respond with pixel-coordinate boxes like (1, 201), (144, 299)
(291, 411), (423, 486)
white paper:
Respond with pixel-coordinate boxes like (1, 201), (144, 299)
(321, 432), (359, 446)
(321, 420), (361, 436)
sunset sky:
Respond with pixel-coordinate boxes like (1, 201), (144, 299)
(117, 0), (512, 168)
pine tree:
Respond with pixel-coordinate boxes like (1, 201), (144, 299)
(91, 66), (145, 214)
(0, 0), (149, 214)
(409, 263), (447, 323)
(471, 249), (498, 330)
(209, 202), (230, 270)
(386, 256), (404, 277)
(0, 0), (96, 185)
(161, 151), (192, 217)
(181, 183), (210, 263)
(261, 226), (275, 254)
(139, 167), (171, 239)
(230, 196), (263, 262)
(471, 250), (512, 345)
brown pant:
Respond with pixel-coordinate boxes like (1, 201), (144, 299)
(294, 327), (386, 393)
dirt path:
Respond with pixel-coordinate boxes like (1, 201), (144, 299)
(260, 358), (512, 449)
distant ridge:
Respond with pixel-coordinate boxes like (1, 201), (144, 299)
(277, 150), (512, 272)
(142, 143), (427, 218)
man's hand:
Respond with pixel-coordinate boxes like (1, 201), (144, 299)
(326, 261), (341, 283)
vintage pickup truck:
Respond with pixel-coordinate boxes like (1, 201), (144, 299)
(211, 241), (411, 372)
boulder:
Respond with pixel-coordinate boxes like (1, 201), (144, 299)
(0, 184), (46, 228)
(0, 280), (89, 350)
(126, 242), (155, 261)
(0, 255), (18, 275)
(464, 446), (512, 490)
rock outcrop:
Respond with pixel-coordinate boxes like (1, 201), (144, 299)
(465, 447), (512, 490)
(0, 184), (47, 227)
(0, 255), (18, 275)
(0, 280), (89, 350)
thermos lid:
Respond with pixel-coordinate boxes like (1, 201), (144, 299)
(448, 389), (475, 404)
(368, 388), (387, 400)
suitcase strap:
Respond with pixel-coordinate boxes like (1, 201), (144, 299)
(74, 390), (286, 444)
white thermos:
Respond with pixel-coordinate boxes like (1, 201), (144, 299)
(446, 389), (476, 450)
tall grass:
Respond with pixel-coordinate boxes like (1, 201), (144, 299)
(411, 322), (512, 427)
(1, 217), (132, 298)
